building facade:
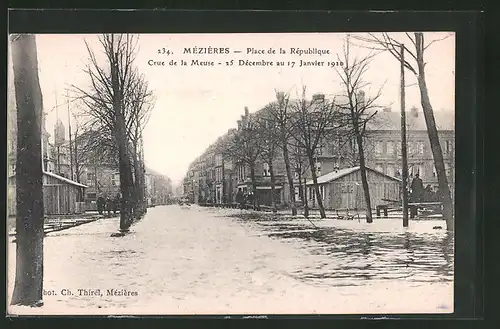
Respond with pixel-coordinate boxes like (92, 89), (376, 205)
(183, 96), (455, 208)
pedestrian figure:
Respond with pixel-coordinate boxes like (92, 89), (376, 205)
(410, 173), (424, 218)
(97, 196), (105, 215)
(423, 185), (434, 202)
(247, 192), (255, 209)
(105, 197), (112, 217)
(410, 173), (424, 203)
(236, 190), (244, 209)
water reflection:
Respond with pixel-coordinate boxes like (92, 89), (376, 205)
(230, 214), (454, 287)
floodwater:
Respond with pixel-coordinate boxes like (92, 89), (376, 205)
(7, 205), (454, 315)
(229, 212), (454, 287)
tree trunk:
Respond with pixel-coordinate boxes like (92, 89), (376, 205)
(250, 163), (258, 208)
(111, 55), (133, 232)
(308, 154), (326, 218)
(356, 132), (373, 223)
(303, 176), (309, 218)
(132, 153), (141, 217)
(298, 167), (303, 206)
(10, 34), (45, 307)
(269, 160), (277, 213)
(415, 33), (454, 231)
(283, 143), (297, 215)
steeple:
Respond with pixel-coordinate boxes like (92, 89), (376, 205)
(54, 119), (66, 146)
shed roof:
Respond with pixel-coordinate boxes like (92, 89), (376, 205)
(8, 171), (88, 187)
(306, 166), (402, 185)
(43, 171), (88, 188)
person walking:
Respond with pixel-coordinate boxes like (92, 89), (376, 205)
(410, 173), (424, 203)
(410, 173), (424, 218)
(236, 190), (244, 210)
(105, 197), (112, 217)
(97, 195), (105, 215)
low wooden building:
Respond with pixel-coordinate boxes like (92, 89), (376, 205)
(305, 166), (401, 210)
(8, 171), (87, 216)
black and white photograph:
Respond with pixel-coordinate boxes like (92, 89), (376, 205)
(7, 31), (456, 315)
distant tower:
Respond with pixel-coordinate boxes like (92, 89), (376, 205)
(54, 119), (66, 146)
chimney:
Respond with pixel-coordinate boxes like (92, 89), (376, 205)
(312, 93), (325, 102)
(244, 106), (249, 116)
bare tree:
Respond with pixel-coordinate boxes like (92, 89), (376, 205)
(354, 32), (454, 230)
(289, 143), (311, 217)
(10, 34), (44, 307)
(71, 34), (147, 232)
(255, 105), (281, 212)
(219, 115), (263, 208)
(335, 37), (384, 223)
(290, 87), (343, 219)
(268, 91), (298, 215)
(127, 75), (154, 216)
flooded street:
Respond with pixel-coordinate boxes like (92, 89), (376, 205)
(8, 205), (453, 315)
(230, 212), (453, 287)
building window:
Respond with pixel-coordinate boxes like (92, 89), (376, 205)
(351, 138), (358, 152)
(315, 161), (322, 176)
(386, 141), (395, 156)
(386, 164), (395, 177)
(295, 186), (301, 201)
(445, 140), (453, 155)
(417, 141), (424, 155)
(263, 163), (270, 177)
(445, 163), (453, 177)
(396, 143), (402, 157)
(409, 163), (424, 178)
(87, 172), (95, 186)
(316, 145), (323, 156)
(407, 141), (414, 155)
(112, 173), (120, 186)
(375, 141), (383, 155)
(319, 185), (325, 200)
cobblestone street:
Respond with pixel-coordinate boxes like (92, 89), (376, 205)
(8, 205), (453, 315)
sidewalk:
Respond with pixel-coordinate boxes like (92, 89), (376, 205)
(8, 213), (118, 237)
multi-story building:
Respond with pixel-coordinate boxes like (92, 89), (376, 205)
(145, 168), (173, 206)
(184, 94), (455, 207)
(363, 106), (455, 196)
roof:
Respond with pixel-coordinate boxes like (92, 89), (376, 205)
(366, 109), (455, 131)
(43, 171), (88, 188)
(9, 171), (88, 188)
(306, 166), (401, 185)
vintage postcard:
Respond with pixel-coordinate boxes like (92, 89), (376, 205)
(7, 32), (455, 315)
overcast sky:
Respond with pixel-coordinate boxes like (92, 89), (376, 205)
(11, 32), (455, 186)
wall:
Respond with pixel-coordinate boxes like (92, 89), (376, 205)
(308, 169), (401, 210)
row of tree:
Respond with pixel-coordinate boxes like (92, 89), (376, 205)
(218, 37), (382, 222)
(9, 33), (155, 307)
(70, 34), (155, 232)
(216, 33), (454, 232)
